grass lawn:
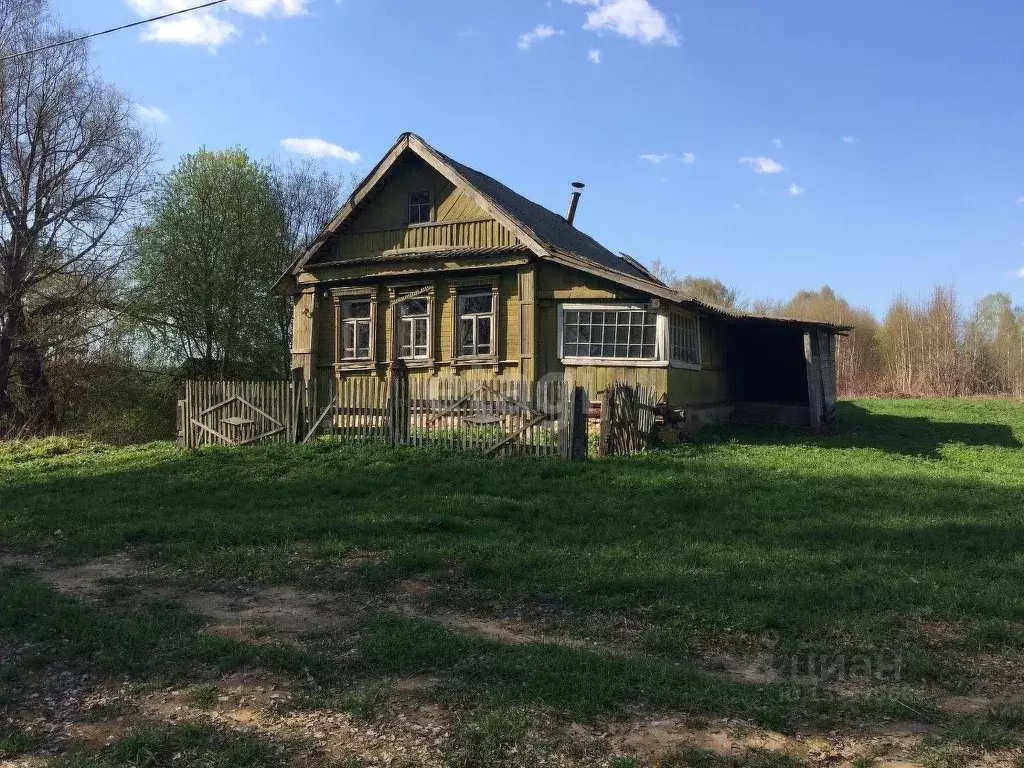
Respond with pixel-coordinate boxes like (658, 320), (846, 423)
(1, 398), (1023, 767)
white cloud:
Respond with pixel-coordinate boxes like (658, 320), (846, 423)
(567, 0), (678, 46)
(588, 47), (601, 63)
(680, 152), (696, 164)
(1016, 265), (1024, 278)
(1015, 196), (1024, 204)
(772, 138), (783, 149)
(280, 138), (361, 163)
(127, 0), (307, 47)
(134, 104), (169, 122)
(255, 31), (268, 44)
(227, 0), (307, 16)
(738, 156), (786, 174)
(140, 12), (239, 46)
(517, 24), (563, 49)
(842, 135), (860, 144)
(639, 153), (669, 164)
(788, 183), (805, 196)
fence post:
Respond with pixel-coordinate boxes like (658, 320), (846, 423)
(388, 359), (410, 446)
(598, 386), (614, 457)
(291, 367), (304, 443)
(570, 386), (588, 461)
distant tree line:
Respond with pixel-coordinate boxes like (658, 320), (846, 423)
(0, 0), (351, 440)
(651, 260), (1024, 399)
(2, 0), (1020, 442)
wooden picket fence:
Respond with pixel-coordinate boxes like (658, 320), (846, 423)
(179, 373), (589, 460)
(303, 374), (588, 459)
(178, 379), (298, 448)
(597, 382), (657, 456)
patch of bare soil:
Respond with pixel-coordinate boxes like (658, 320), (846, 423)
(0, 553), (351, 645)
(0, 552), (140, 598)
(188, 587), (348, 644)
(702, 652), (779, 685)
(417, 609), (624, 655)
(599, 715), (945, 767)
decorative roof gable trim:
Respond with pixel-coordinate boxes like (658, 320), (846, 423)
(272, 133), (549, 293)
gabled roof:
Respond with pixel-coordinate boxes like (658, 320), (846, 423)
(274, 132), (849, 334)
(275, 132), (664, 293)
(432, 148), (656, 282)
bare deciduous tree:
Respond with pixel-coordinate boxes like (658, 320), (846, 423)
(268, 158), (352, 374)
(0, 0), (156, 432)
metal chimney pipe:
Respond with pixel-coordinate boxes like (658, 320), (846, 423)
(566, 182), (585, 225)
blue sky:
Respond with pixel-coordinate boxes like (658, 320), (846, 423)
(52, 0), (1024, 315)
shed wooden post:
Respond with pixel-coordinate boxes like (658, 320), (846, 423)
(598, 387), (614, 457)
(569, 385), (588, 461)
(803, 331), (824, 431)
(388, 359), (410, 446)
(818, 329), (838, 428)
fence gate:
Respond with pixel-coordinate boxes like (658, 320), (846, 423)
(300, 374), (589, 460)
(598, 382), (657, 456)
(178, 375), (589, 460)
(179, 380), (298, 447)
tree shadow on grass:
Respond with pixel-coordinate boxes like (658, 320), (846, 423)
(0, 563), (929, 744)
(697, 401), (1023, 458)
(4, 439), (1024, 653)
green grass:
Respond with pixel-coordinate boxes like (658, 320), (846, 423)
(4, 400), (1022, 649)
(2, 398), (1024, 759)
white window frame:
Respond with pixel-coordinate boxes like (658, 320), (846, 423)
(557, 303), (669, 367)
(340, 298), (373, 361)
(457, 289), (495, 358)
(669, 310), (702, 370)
(397, 297), (430, 360)
(332, 286), (378, 371)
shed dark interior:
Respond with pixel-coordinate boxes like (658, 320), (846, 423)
(729, 324), (809, 405)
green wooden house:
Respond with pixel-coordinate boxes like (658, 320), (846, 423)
(274, 132), (846, 430)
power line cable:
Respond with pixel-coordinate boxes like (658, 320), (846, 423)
(0, 0), (230, 63)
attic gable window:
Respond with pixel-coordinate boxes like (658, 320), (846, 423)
(409, 191), (432, 224)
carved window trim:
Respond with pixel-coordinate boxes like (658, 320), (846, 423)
(388, 282), (437, 369)
(331, 286), (378, 372)
(449, 275), (500, 369)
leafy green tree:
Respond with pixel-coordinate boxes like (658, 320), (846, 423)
(130, 149), (288, 377)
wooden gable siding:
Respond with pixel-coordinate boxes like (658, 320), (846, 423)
(325, 154), (520, 260)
